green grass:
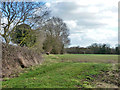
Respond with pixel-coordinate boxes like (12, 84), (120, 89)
(56, 54), (118, 63)
(2, 54), (118, 88)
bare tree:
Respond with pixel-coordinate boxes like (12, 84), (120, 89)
(0, 2), (48, 44)
(42, 17), (70, 54)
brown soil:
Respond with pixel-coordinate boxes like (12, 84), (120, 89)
(94, 64), (120, 88)
(1, 43), (43, 78)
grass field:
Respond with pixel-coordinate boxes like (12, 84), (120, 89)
(2, 54), (119, 88)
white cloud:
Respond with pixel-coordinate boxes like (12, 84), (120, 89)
(70, 29), (118, 47)
(47, 0), (118, 47)
(2, 0), (118, 47)
(64, 20), (77, 29)
(45, 2), (51, 7)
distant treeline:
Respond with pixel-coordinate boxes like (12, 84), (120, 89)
(66, 43), (120, 54)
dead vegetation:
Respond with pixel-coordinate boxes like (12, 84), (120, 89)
(1, 43), (43, 78)
(94, 64), (120, 88)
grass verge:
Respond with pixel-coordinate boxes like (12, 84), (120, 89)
(2, 54), (118, 88)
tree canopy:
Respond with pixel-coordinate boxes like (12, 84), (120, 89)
(0, 2), (48, 44)
(11, 24), (36, 47)
(42, 17), (70, 54)
(0, 1), (70, 54)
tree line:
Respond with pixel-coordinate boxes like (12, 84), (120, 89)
(66, 43), (120, 54)
(1, 2), (118, 55)
(0, 2), (70, 54)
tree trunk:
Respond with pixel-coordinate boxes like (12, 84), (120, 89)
(4, 36), (10, 45)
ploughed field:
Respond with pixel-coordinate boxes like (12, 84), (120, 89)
(2, 54), (119, 88)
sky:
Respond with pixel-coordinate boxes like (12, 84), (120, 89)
(44, 0), (118, 48)
(1, 0), (119, 47)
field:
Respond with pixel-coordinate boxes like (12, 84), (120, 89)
(2, 54), (119, 88)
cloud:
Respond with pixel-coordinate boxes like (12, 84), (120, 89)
(2, 0), (118, 47)
(47, 0), (118, 47)
(45, 2), (51, 7)
(70, 29), (118, 47)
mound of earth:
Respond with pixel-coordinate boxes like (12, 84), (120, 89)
(1, 43), (43, 78)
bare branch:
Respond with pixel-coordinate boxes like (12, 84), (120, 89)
(0, 2), (47, 44)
